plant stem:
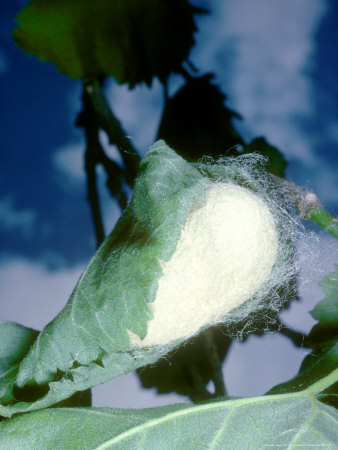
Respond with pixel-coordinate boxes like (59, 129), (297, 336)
(273, 176), (338, 238)
(270, 318), (311, 349)
(306, 207), (338, 239)
(203, 329), (228, 397)
(85, 146), (105, 247)
(278, 325), (310, 349)
(84, 79), (140, 186)
(78, 84), (105, 247)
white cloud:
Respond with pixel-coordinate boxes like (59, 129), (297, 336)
(106, 79), (164, 155)
(0, 256), (84, 330)
(0, 196), (36, 237)
(52, 139), (124, 235)
(191, 0), (328, 164)
(52, 141), (85, 183)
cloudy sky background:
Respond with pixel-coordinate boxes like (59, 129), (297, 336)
(1, 0), (338, 408)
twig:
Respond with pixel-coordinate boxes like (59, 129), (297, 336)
(279, 325), (310, 349)
(77, 85), (105, 247)
(274, 176), (338, 238)
(306, 208), (338, 239)
(185, 366), (214, 403)
(85, 147), (105, 247)
(84, 79), (140, 186)
(203, 329), (228, 397)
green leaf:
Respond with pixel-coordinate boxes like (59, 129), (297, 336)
(306, 208), (338, 239)
(242, 137), (288, 178)
(305, 265), (338, 349)
(0, 321), (38, 405)
(0, 141), (209, 418)
(157, 74), (243, 161)
(311, 265), (338, 327)
(307, 266), (338, 351)
(14, 0), (205, 87)
(0, 370), (337, 449)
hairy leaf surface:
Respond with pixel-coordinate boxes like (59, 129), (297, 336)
(0, 142), (209, 418)
(14, 0), (204, 86)
(0, 370), (337, 449)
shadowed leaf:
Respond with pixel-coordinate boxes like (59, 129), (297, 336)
(157, 74), (243, 161)
(14, 0), (205, 87)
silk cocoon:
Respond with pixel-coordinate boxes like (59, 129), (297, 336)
(130, 183), (278, 347)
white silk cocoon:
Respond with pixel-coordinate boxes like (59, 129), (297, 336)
(130, 183), (278, 347)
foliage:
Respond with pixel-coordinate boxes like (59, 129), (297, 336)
(14, 0), (205, 87)
(1, 0), (337, 448)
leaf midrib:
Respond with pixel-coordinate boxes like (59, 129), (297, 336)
(93, 369), (338, 449)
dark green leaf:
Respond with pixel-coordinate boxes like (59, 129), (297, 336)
(14, 0), (205, 87)
(0, 321), (38, 405)
(1, 370), (337, 449)
(242, 137), (288, 178)
(157, 74), (243, 161)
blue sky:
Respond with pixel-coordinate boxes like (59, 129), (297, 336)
(1, 0), (338, 407)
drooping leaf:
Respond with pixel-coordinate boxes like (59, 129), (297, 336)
(157, 74), (243, 161)
(0, 141), (210, 418)
(0, 321), (38, 405)
(242, 137), (288, 178)
(0, 370), (337, 449)
(14, 0), (205, 87)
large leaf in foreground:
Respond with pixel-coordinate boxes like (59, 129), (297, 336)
(14, 0), (204, 86)
(0, 142), (208, 418)
(0, 322), (38, 404)
(0, 370), (337, 449)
